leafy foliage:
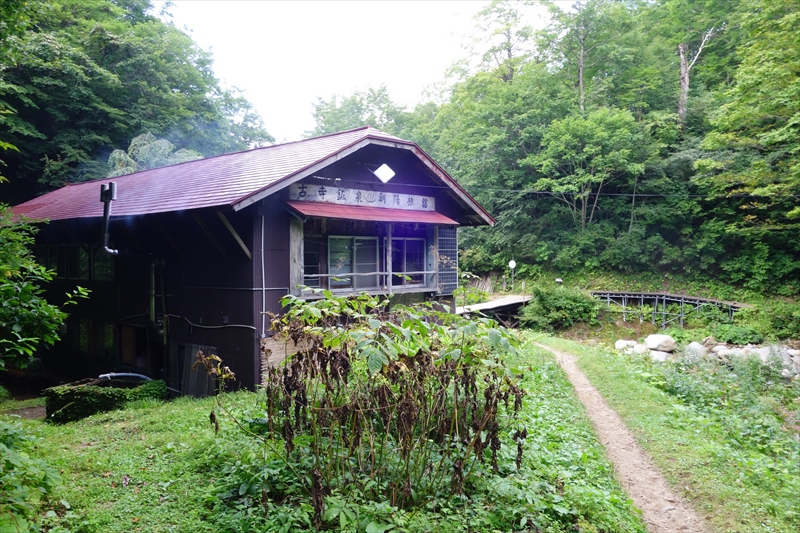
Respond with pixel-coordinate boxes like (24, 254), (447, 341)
(0, 205), (88, 367)
(737, 300), (800, 340)
(306, 85), (404, 137)
(106, 132), (202, 177)
(0, 0), (272, 202)
(0, 421), (60, 532)
(520, 286), (600, 332)
(210, 292), (523, 528)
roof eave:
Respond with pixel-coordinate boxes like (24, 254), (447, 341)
(231, 135), (496, 227)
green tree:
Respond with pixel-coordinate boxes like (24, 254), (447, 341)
(537, 0), (630, 113)
(107, 132), (202, 177)
(471, 0), (535, 83)
(525, 107), (650, 230)
(305, 84), (405, 137)
(0, 203), (87, 368)
(699, 0), (800, 226)
(0, 0), (272, 203)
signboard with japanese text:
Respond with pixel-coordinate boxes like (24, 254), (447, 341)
(288, 183), (435, 211)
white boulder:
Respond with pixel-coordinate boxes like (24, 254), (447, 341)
(649, 350), (671, 362)
(645, 334), (676, 352)
(615, 339), (637, 351)
(787, 349), (800, 357)
(684, 342), (708, 359)
(633, 343), (649, 355)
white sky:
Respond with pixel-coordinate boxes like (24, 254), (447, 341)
(152, 1), (493, 143)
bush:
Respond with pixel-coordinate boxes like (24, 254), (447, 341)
(737, 300), (800, 340)
(708, 323), (763, 345)
(520, 286), (600, 332)
(0, 385), (10, 401)
(44, 379), (167, 423)
(210, 292), (524, 529)
(0, 422), (59, 532)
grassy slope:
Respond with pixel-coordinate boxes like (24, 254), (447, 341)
(539, 337), (800, 533)
(2, 342), (649, 533)
(9, 395), (242, 533)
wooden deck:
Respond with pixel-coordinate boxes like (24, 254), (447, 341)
(455, 295), (532, 327)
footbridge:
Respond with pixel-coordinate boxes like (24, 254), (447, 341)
(591, 291), (752, 329)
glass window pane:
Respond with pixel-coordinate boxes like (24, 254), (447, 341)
(391, 239), (405, 286)
(79, 246), (90, 280)
(329, 238), (352, 288)
(405, 240), (425, 284)
(67, 245), (79, 279)
(47, 246), (58, 272)
(56, 245), (67, 278)
(79, 319), (91, 355)
(354, 238), (377, 289)
(104, 323), (116, 360)
(304, 240), (321, 288)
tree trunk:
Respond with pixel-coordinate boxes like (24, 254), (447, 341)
(678, 42), (690, 124)
(578, 37), (586, 113)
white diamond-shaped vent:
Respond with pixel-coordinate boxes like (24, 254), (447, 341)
(373, 164), (395, 183)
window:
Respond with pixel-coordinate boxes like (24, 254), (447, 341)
(37, 244), (114, 282)
(391, 238), (426, 286)
(70, 318), (115, 360)
(329, 237), (379, 290)
(304, 240), (321, 288)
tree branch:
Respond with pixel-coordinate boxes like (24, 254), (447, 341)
(688, 27), (715, 72)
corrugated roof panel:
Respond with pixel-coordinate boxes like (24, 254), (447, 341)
(285, 200), (459, 225)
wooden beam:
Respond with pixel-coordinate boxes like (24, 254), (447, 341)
(192, 213), (228, 260)
(216, 211), (252, 260)
(155, 220), (186, 261)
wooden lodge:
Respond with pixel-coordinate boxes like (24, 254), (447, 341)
(12, 127), (494, 393)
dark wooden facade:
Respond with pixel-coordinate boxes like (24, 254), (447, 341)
(17, 129), (493, 393)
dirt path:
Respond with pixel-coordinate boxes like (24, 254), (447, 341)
(535, 343), (709, 533)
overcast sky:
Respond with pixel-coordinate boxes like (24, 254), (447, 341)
(152, 1), (493, 143)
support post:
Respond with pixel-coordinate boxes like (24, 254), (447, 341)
(289, 217), (304, 296)
(386, 223), (392, 291)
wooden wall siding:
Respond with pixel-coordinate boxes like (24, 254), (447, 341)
(294, 144), (470, 224)
(34, 206), (261, 390)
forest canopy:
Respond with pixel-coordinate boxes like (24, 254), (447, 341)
(2, 0), (798, 298)
(311, 0), (800, 297)
(0, 0), (273, 204)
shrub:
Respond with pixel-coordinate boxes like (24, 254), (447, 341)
(0, 422), (59, 532)
(0, 385), (10, 401)
(520, 286), (600, 332)
(708, 323), (763, 345)
(453, 286), (489, 306)
(210, 292), (524, 530)
(44, 379), (167, 423)
(737, 300), (800, 340)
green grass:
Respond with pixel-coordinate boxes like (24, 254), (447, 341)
(538, 337), (800, 533)
(0, 340), (649, 533)
(4, 394), (251, 533)
(0, 396), (45, 413)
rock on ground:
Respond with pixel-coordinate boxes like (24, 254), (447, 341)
(645, 334), (676, 352)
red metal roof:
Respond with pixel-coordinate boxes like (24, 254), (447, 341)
(12, 126), (494, 226)
(285, 200), (458, 225)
